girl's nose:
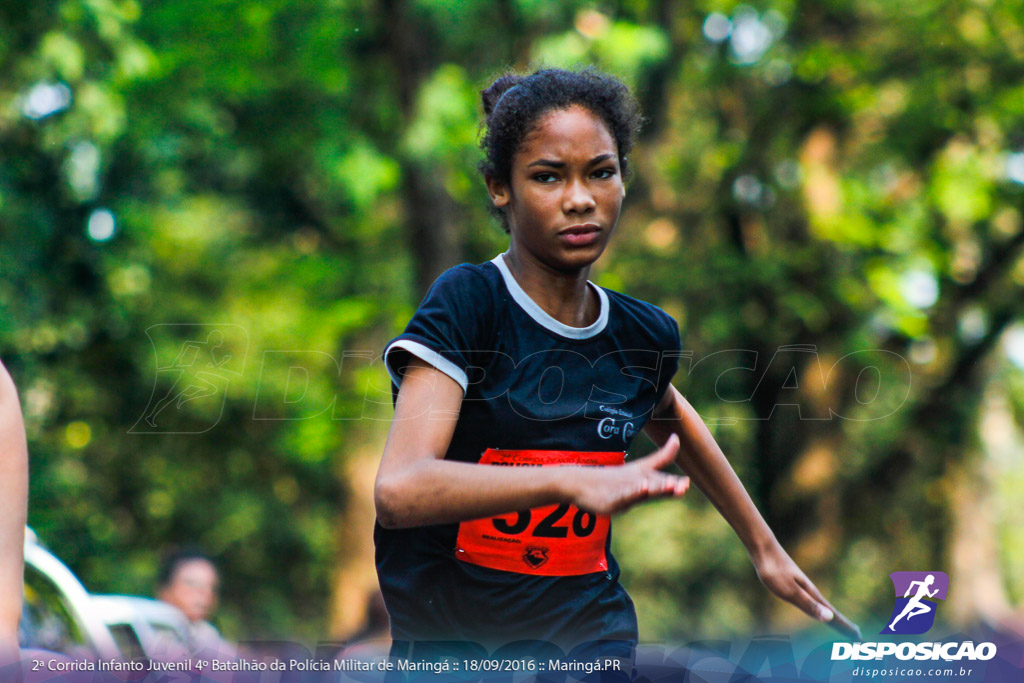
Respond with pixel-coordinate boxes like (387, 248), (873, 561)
(563, 178), (596, 214)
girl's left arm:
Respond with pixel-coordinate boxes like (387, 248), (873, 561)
(644, 385), (858, 636)
(0, 361), (28, 654)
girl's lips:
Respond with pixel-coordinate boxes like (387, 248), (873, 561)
(558, 225), (602, 247)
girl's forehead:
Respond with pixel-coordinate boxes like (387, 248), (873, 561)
(517, 106), (617, 159)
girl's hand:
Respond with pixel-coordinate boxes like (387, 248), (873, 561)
(753, 543), (862, 640)
(565, 434), (690, 515)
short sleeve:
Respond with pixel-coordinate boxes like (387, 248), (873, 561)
(384, 265), (492, 395)
(656, 313), (682, 401)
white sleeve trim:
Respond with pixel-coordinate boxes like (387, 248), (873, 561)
(384, 339), (469, 394)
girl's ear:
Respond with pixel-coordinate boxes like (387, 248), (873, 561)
(485, 175), (510, 209)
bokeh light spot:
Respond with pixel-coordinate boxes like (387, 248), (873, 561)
(88, 208), (116, 241)
(703, 13), (731, 43)
(22, 82), (72, 119)
(65, 421), (92, 449)
(900, 270), (939, 309)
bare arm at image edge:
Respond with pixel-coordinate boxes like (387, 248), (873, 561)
(0, 361), (28, 650)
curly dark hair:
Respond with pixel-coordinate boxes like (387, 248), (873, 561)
(479, 67), (643, 233)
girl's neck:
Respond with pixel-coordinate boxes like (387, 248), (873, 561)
(503, 247), (599, 329)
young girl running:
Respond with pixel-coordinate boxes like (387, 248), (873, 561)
(374, 67), (853, 668)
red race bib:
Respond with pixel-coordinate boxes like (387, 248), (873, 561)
(455, 449), (626, 576)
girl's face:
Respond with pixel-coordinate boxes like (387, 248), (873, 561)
(487, 105), (625, 273)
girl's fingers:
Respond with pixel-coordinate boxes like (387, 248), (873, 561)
(790, 584), (832, 622)
(637, 433), (679, 471)
(642, 473), (690, 498)
(617, 483), (650, 512)
(610, 444), (691, 513)
(674, 476), (691, 495)
(798, 577), (842, 623)
(799, 576), (847, 626)
(795, 577), (862, 640)
(828, 609), (863, 640)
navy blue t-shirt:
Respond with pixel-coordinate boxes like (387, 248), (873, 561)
(376, 253), (681, 653)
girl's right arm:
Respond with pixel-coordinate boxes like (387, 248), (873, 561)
(0, 361), (28, 655)
(374, 357), (689, 529)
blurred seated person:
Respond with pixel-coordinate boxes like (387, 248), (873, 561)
(0, 360), (28, 665)
(157, 549), (234, 658)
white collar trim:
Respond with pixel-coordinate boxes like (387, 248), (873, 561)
(490, 253), (609, 340)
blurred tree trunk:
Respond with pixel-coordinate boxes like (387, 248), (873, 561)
(947, 452), (1011, 626)
(382, 0), (463, 293)
(329, 424), (391, 639)
(328, 0), (468, 637)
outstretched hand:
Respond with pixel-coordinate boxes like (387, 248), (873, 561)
(567, 434), (690, 516)
(754, 544), (862, 640)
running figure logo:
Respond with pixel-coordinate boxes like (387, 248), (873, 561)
(881, 571), (949, 635)
(131, 324), (248, 434)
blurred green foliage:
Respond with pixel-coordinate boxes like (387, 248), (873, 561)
(2, 0), (1024, 642)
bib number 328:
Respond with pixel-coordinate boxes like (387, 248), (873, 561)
(492, 503), (597, 538)
(455, 449), (625, 576)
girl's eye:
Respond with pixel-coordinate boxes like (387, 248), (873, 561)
(592, 168), (616, 179)
(533, 172), (558, 183)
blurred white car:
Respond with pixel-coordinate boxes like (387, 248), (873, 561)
(20, 529), (120, 659)
(91, 595), (192, 661)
